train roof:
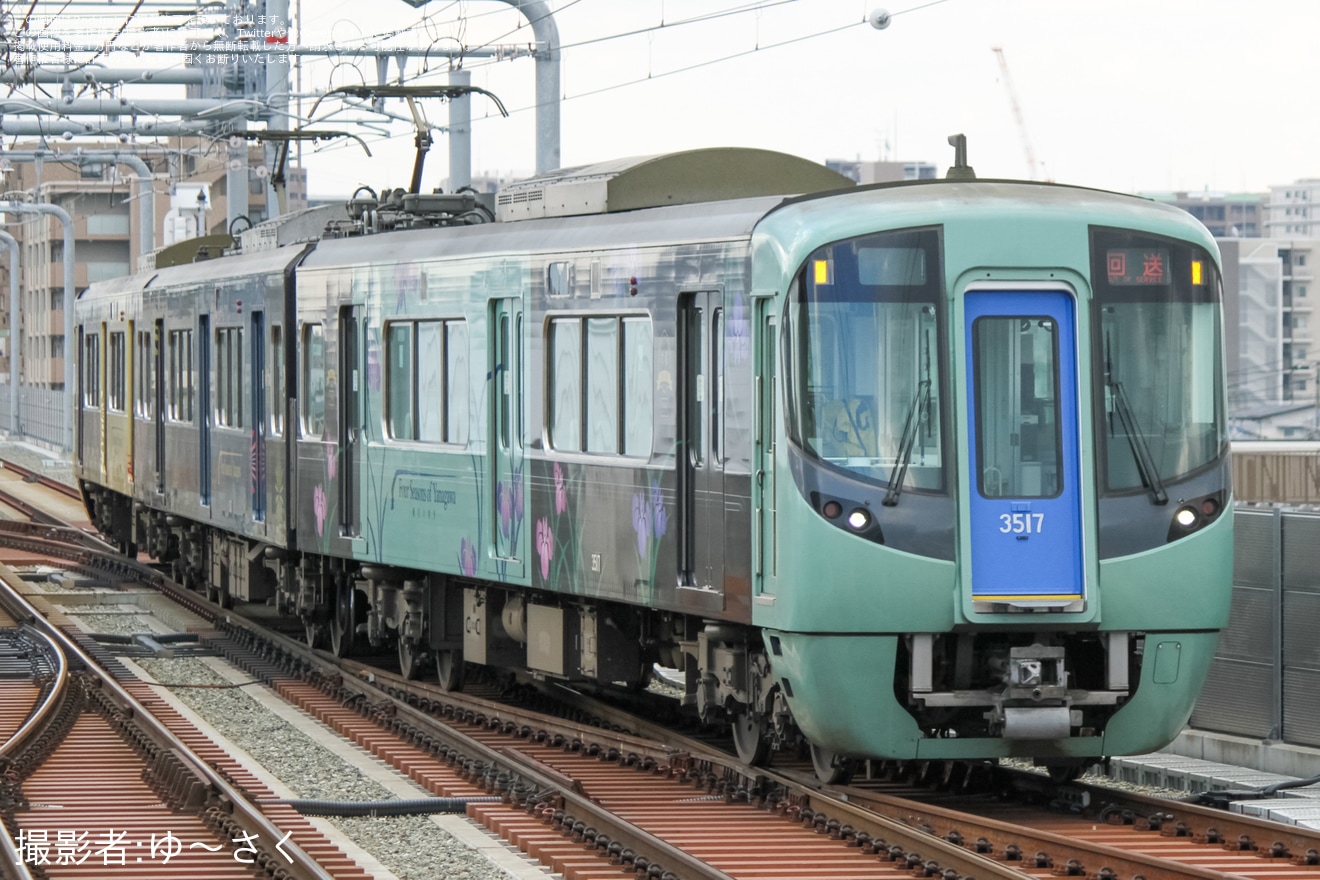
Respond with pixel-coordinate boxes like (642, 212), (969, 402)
(494, 147), (855, 221)
(78, 241), (310, 302)
(300, 193), (787, 271)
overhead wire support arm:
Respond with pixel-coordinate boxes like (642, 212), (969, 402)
(235, 129), (373, 215)
(309, 84), (508, 194)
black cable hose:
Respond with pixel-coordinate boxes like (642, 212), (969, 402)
(274, 796), (501, 817)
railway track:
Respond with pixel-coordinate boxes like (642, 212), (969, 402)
(5, 456), (1320, 880)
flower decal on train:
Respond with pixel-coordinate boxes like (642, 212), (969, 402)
(554, 461), (567, 515)
(632, 475), (668, 596)
(313, 485), (327, 537)
(535, 517), (554, 580)
(458, 537), (478, 577)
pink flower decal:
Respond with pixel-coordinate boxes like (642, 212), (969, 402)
(553, 462), (567, 515)
(313, 485), (327, 536)
(326, 445), (337, 480)
(535, 517), (553, 580)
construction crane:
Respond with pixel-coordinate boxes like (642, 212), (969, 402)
(991, 46), (1041, 181)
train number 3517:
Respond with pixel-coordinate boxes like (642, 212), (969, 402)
(999, 513), (1045, 534)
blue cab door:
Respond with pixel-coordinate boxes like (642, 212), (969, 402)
(965, 289), (1084, 604)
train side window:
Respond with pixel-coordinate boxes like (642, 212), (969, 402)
(385, 318), (467, 446)
(446, 321), (469, 444)
(83, 332), (101, 408)
(548, 315), (652, 456)
(215, 326), (244, 428)
(270, 325), (284, 436)
(107, 331), (126, 412)
(136, 329), (154, 419)
(167, 328), (194, 422)
(586, 317), (619, 453)
(387, 322), (414, 439)
(302, 323), (326, 438)
(549, 318), (582, 451)
(623, 317), (653, 456)
(417, 321), (444, 442)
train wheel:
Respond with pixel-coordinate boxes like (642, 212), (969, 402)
(398, 638), (426, 680)
(330, 582), (355, 658)
(435, 649), (464, 692)
(731, 711), (771, 766)
(304, 619), (328, 650)
(810, 743), (854, 785)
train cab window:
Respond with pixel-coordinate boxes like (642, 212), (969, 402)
(107, 331), (126, 412)
(302, 323), (326, 438)
(385, 318), (469, 445)
(168, 328), (194, 422)
(82, 332), (101, 408)
(270, 325), (284, 436)
(215, 326), (244, 428)
(1089, 229), (1226, 494)
(548, 315), (653, 456)
(789, 227), (946, 492)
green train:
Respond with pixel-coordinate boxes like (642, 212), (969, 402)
(75, 145), (1232, 782)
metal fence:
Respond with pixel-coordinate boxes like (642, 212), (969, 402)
(1191, 506), (1320, 746)
(0, 384), (69, 450)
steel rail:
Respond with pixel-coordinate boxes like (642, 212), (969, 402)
(0, 562), (336, 880)
(0, 626), (68, 760)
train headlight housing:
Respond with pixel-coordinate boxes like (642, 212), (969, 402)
(847, 508), (871, 530)
(1166, 491), (1225, 542)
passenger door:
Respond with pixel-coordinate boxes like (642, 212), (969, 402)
(154, 319), (166, 496)
(251, 310), (266, 522)
(338, 305), (360, 537)
(678, 290), (724, 595)
(965, 288), (1084, 605)
(489, 298), (524, 575)
(198, 314), (212, 506)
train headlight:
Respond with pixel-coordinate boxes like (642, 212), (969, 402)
(847, 508), (871, 530)
(1174, 507), (1198, 528)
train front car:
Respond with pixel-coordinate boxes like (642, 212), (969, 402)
(750, 180), (1232, 781)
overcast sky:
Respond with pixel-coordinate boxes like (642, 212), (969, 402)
(27, 0), (1320, 198)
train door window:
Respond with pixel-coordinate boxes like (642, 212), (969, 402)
(498, 314), (512, 449)
(446, 321), (469, 444)
(549, 318), (582, 451)
(136, 330), (154, 419)
(386, 322), (414, 439)
(712, 308), (725, 464)
(83, 332), (101, 407)
(586, 317), (619, 453)
(972, 316), (1061, 498)
(270, 325), (284, 436)
(215, 326), (244, 427)
(622, 317), (653, 456)
(302, 323), (326, 437)
(108, 331), (126, 412)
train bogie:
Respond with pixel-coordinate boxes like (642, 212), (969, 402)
(74, 148), (1234, 778)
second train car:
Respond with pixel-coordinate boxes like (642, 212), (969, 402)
(75, 146), (1233, 781)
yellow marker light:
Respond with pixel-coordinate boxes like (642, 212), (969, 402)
(1191, 260), (1203, 285)
(814, 259), (832, 285)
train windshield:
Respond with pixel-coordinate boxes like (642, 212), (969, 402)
(788, 227), (945, 492)
(1090, 228), (1226, 495)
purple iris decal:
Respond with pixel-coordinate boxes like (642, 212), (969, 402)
(458, 538), (477, 577)
(632, 493), (651, 557)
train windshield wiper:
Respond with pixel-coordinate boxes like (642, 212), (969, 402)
(1106, 377), (1168, 505)
(882, 379), (930, 507)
